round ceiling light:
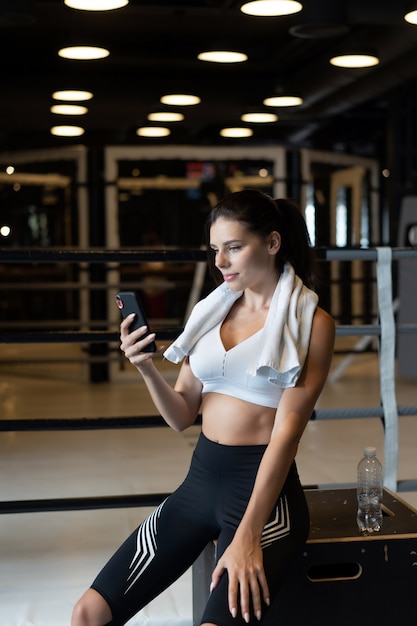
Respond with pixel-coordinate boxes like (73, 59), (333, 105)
(147, 112), (184, 122)
(220, 127), (253, 138)
(330, 53), (379, 68)
(58, 46), (110, 60)
(52, 90), (93, 101)
(404, 9), (417, 24)
(50, 104), (88, 115)
(50, 125), (85, 137)
(241, 1), (302, 17)
(241, 112), (278, 122)
(160, 94), (201, 106)
(263, 95), (303, 107)
(64, 0), (128, 9)
(136, 127), (171, 137)
(197, 51), (248, 63)
(0, 225), (11, 237)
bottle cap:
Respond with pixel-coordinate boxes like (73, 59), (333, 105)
(364, 446), (377, 457)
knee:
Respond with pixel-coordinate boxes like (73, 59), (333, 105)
(71, 597), (93, 626)
(71, 598), (89, 626)
(71, 589), (112, 626)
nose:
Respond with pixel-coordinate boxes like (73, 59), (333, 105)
(215, 249), (229, 268)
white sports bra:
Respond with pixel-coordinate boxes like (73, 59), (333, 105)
(189, 322), (285, 409)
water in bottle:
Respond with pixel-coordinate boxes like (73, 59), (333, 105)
(356, 446), (383, 535)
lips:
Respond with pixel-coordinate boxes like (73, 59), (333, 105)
(223, 273), (238, 282)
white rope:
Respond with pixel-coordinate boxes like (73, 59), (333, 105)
(376, 247), (399, 491)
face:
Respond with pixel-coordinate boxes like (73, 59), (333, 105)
(209, 217), (280, 292)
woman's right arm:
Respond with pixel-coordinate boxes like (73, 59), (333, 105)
(120, 314), (202, 431)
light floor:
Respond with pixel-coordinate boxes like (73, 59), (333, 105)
(0, 340), (416, 626)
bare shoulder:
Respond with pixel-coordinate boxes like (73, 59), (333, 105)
(313, 306), (335, 333)
(310, 306), (335, 354)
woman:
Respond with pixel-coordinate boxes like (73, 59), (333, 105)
(72, 189), (335, 626)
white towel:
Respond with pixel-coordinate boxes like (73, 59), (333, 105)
(163, 263), (318, 388)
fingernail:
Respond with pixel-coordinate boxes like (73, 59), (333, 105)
(266, 597), (270, 606)
(244, 612), (250, 623)
(256, 610), (262, 621)
(231, 608), (237, 618)
(209, 582), (214, 593)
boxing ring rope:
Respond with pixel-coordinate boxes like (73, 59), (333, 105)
(1, 246), (417, 514)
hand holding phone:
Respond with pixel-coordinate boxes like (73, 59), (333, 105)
(115, 291), (157, 353)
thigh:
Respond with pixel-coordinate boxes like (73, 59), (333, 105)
(92, 483), (218, 625)
(200, 464), (309, 626)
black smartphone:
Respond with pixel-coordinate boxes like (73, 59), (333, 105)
(115, 291), (157, 353)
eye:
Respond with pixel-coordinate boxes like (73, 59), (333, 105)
(229, 245), (242, 252)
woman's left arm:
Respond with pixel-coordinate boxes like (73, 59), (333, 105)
(211, 307), (335, 623)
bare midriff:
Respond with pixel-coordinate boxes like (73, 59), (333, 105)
(200, 392), (276, 445)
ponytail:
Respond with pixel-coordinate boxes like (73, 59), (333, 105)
(274, 198), (318, 289)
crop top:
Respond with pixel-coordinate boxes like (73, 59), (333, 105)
(188, 321), (285, 409)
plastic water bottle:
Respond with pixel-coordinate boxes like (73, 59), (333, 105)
(356, 447), (383, 535)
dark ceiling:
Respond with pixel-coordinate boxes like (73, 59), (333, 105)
(1, 0), (417, 156)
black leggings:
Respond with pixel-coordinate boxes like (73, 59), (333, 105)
(91, 432), (309, 626)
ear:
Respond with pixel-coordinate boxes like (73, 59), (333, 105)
(267, 231), (281, 254)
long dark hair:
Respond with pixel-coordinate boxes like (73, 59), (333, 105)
(205, 189), (318, 289)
